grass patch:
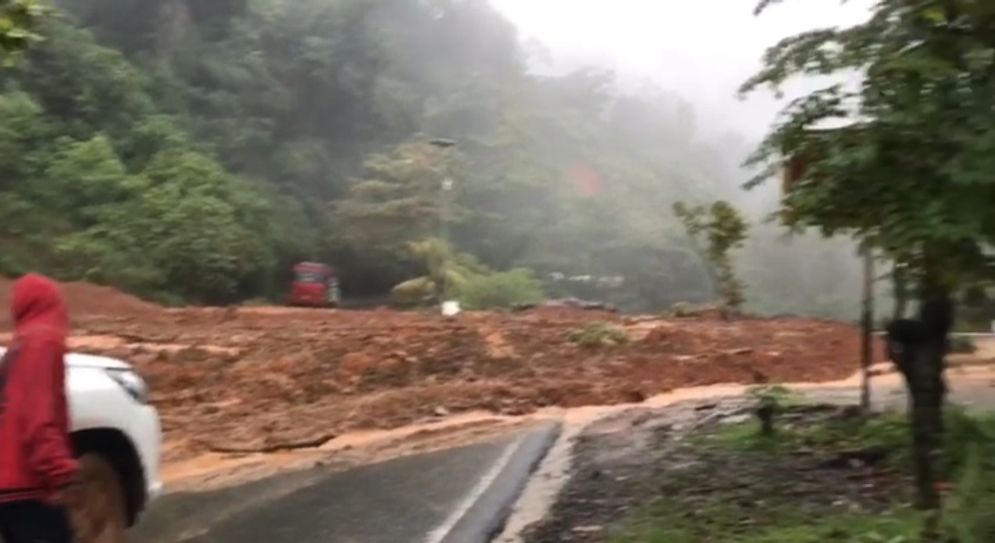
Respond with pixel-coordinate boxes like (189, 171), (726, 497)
(699, 409), (908, 459)
(612, 505), (922, 543)
(617, 408), (995, 543)
(702, 408), (995, 474)
(697, 418), (794, 453)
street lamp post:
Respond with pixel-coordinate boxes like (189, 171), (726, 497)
(440, 177), (454, 249)
(430, 138), (459, 316)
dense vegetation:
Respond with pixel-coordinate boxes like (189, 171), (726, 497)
(0, 0), (882, 315)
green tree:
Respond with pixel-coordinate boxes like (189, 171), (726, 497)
(136, 150), (275, 302)
(742, 0), (995, 515)
(674, 200), (749, 311)
(43, 135), (131, 223)
(51, 148), (277, 302)
(0, 90), (50, 183)
(6, 19), (154, 141)
(333, 140), (460, 292)
(0, 0), (44, 60)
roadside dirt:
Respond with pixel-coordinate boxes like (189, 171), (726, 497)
(498, 366), (995, 543)
(519, 400), (918, 543)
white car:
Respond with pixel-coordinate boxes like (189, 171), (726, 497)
(0, 348), (162, 543)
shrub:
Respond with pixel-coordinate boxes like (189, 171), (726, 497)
(0, 251), (28, 277)
(746, 384), (803, 436)
(391, 277), (436, 306)
(746, 384), (801, 406)
(460, 268), (544, 310)
(570, 322), (629, 348)
(669, 301), (693, 317)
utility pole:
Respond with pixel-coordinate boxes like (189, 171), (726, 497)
(440, 177), (454, 251)
(430, 138), (458, 314)
(860, 242), (875, 412)
(439, 176), (454, 300)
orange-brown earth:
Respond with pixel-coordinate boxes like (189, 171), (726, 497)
(1, 279), (884, 462)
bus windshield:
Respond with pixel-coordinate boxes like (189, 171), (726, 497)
(295, 271), (326, 283)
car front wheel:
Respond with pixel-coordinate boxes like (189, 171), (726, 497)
(70, 453), (128, 543)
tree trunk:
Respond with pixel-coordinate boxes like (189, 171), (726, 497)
(860, 247), (874, 412)
(892, 265), (909, 321)
(908, 329), (946, 512)
(887, 272), (951, 513)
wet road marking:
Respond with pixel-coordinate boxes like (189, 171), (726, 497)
(423, 436), (523, 543)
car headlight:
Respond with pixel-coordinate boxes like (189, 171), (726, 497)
(105, 368), (149, 405)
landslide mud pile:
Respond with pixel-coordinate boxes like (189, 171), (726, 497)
(0, 277), (159, 331)
(65, 302), (883, 461)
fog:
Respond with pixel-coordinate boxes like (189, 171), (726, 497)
(487, 0), (886, 319)
(490, 0), (870, 140)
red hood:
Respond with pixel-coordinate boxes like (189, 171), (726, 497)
(11, 273), (69, 339)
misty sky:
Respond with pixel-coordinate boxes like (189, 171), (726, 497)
(488, 0), (870, 139)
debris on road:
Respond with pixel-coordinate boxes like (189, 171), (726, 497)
(1, 279), (885, 462)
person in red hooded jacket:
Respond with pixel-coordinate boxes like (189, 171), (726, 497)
(0, 274), (80, 543)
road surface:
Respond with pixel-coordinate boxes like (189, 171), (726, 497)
(133, 423), (559, 543)
(132, 363), (993, 543)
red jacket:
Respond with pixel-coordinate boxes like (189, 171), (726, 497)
(0, 274), (79, 503)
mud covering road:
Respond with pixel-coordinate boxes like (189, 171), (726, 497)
(0, 279), (885, 466)
(1, 279), (884, 463)
(132, 422), (560, 543)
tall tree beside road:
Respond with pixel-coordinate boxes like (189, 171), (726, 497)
(0, 0), (43, 60)
(743, 0), (995, 518)
(332, 140), (462, 294)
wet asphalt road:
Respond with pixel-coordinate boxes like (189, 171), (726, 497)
(132, 426), (553, 543)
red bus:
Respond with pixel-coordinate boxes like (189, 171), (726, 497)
(288, 262), (340, 307)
